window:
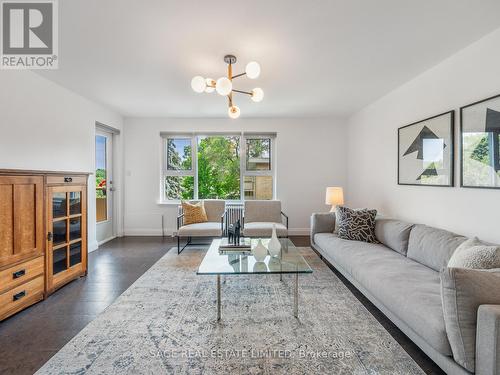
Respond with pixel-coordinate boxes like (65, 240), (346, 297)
(244, 137), (273, 200)
(162, 133), (275, 201)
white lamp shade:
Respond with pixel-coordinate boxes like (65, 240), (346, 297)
(325, 187), (344, 206)
(245, 61), (261, 79)
(251, 88), (264, 102)
(228, 105), (241, 119)
(205, 78), (215, 93)
(191, 76), (206, 93)
(216, 77), (233, 96)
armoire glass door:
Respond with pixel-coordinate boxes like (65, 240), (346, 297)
(49, 187), (85, 277)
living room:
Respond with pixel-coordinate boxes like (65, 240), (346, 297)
(1, 1), (500, 374)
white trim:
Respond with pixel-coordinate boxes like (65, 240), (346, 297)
(98, 235), (117, 246)
(161, 132), (276, 202)
(88, 240), (99, 253)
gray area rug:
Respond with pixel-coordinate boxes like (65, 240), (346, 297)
(37, 247), (424, 374)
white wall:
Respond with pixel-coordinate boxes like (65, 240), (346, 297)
(0, 70), (123, 251)
(123, 117), (347, 236)
(347, 27), (500, 243)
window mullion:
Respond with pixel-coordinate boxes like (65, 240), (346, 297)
(240, 134), (245, 201)
(193, 136), (198, 200)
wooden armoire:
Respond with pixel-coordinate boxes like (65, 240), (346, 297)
(0, 170), (89, 320)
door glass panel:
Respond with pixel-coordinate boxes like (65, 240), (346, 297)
(69, 191), (81, 215)
(53, 248), (67, 274)
(96, 135), (107, 222)
(52, 192), (67, 218)
(69, 217), (81, 240)
(69, 242), (82, 266)
(53, 220), (67, 245)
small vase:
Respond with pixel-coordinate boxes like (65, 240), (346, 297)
(268, 224), (282, 257)
(252, 239), (268, 262)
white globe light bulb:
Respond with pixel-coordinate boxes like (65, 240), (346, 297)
(251, 88), (264, 102)
(205, 78), (215, 93)
(228, 105), (241, 119)
(245, 61), (261, 79)
(216, 77), (233, 96)
(191, 76), (206, 93)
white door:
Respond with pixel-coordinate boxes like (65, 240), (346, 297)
(95, 129), (114, 244)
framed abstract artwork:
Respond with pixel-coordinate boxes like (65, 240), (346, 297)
(460, 94), (500, 189)
(398, 111), (454, 187)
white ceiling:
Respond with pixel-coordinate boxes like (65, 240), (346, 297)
(38, 0), (500, 118)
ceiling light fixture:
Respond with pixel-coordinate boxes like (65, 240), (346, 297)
(191, 55), (263, 119)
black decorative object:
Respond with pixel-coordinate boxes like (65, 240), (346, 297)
(398, 111), (454, 187)
(228, 219), (241, 245)
(460, 94), (500, 189)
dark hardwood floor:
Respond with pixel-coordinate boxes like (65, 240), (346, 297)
(0, 236), (443, 375)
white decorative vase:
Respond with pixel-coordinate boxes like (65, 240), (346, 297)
(268, 224), (282, 257)
(252, 239), (268, 262)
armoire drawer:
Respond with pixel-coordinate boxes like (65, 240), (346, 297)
(0, 256), (45, 294)
(46, 175), (88, 185)
(0, 276), (44, 320)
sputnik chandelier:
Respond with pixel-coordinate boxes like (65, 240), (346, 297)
(191, 55), (264, 119)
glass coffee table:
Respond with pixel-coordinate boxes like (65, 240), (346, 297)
(197, 238), (313, 321)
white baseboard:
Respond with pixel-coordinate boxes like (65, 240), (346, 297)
(98, 236), (117, 246)
(124, 228), (310, 237)
(123, 228), (172, 236)
(88, 240), (99, 253)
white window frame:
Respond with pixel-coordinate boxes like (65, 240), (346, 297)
(242, 134), (275, 201)
(160, 132), (276, 203)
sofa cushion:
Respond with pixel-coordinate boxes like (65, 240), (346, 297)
(336, 206), (378, 243)
(243, 222), (287, 237)
(178, 222), (222, 237)
(407, 224), (467, 271)
(314, 233), (452, 355)
(440, 268), (500, 372)
(448, 237), (500, 269)
(375, 219), (414, 255)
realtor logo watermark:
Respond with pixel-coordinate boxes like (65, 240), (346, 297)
(1, 0), (58, 69)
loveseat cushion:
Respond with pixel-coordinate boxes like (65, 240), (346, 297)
(441, 268), (500, 372)
(375, 219), (414, 255)
(407, 224), (466, 271)
(314, 233), (452, 355)
(243, 222), (287, 237)
(178, 222), (222, 237)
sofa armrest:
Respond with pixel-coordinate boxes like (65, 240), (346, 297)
(476, 304), (500, 375)
(310, 213), (335, 244)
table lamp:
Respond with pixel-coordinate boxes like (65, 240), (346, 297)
(325, 187), (344, 212)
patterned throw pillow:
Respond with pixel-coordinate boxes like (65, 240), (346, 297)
(182, 201), (208, 225)
(336, 206), (378, 243)
(448, 237), (500, 269)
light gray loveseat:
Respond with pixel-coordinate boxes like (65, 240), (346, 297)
(311, 213), (500, 375)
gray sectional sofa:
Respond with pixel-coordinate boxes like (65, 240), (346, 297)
(311, 212), (500, 375)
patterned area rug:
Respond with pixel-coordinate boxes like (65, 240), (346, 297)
(36, 247), (424, 374)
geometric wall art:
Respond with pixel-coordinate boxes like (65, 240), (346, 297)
(460, 94), (500, 189)
(398, 111), (454, 187)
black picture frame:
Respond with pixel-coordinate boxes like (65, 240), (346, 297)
(460, 93), (500, 189)
(398, 110), (455, 187)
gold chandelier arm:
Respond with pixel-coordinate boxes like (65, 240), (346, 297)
(231, 72), (246, 79)
(232, 89), (252, 96)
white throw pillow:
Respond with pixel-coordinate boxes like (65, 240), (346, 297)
(448, 237), (500, 269)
